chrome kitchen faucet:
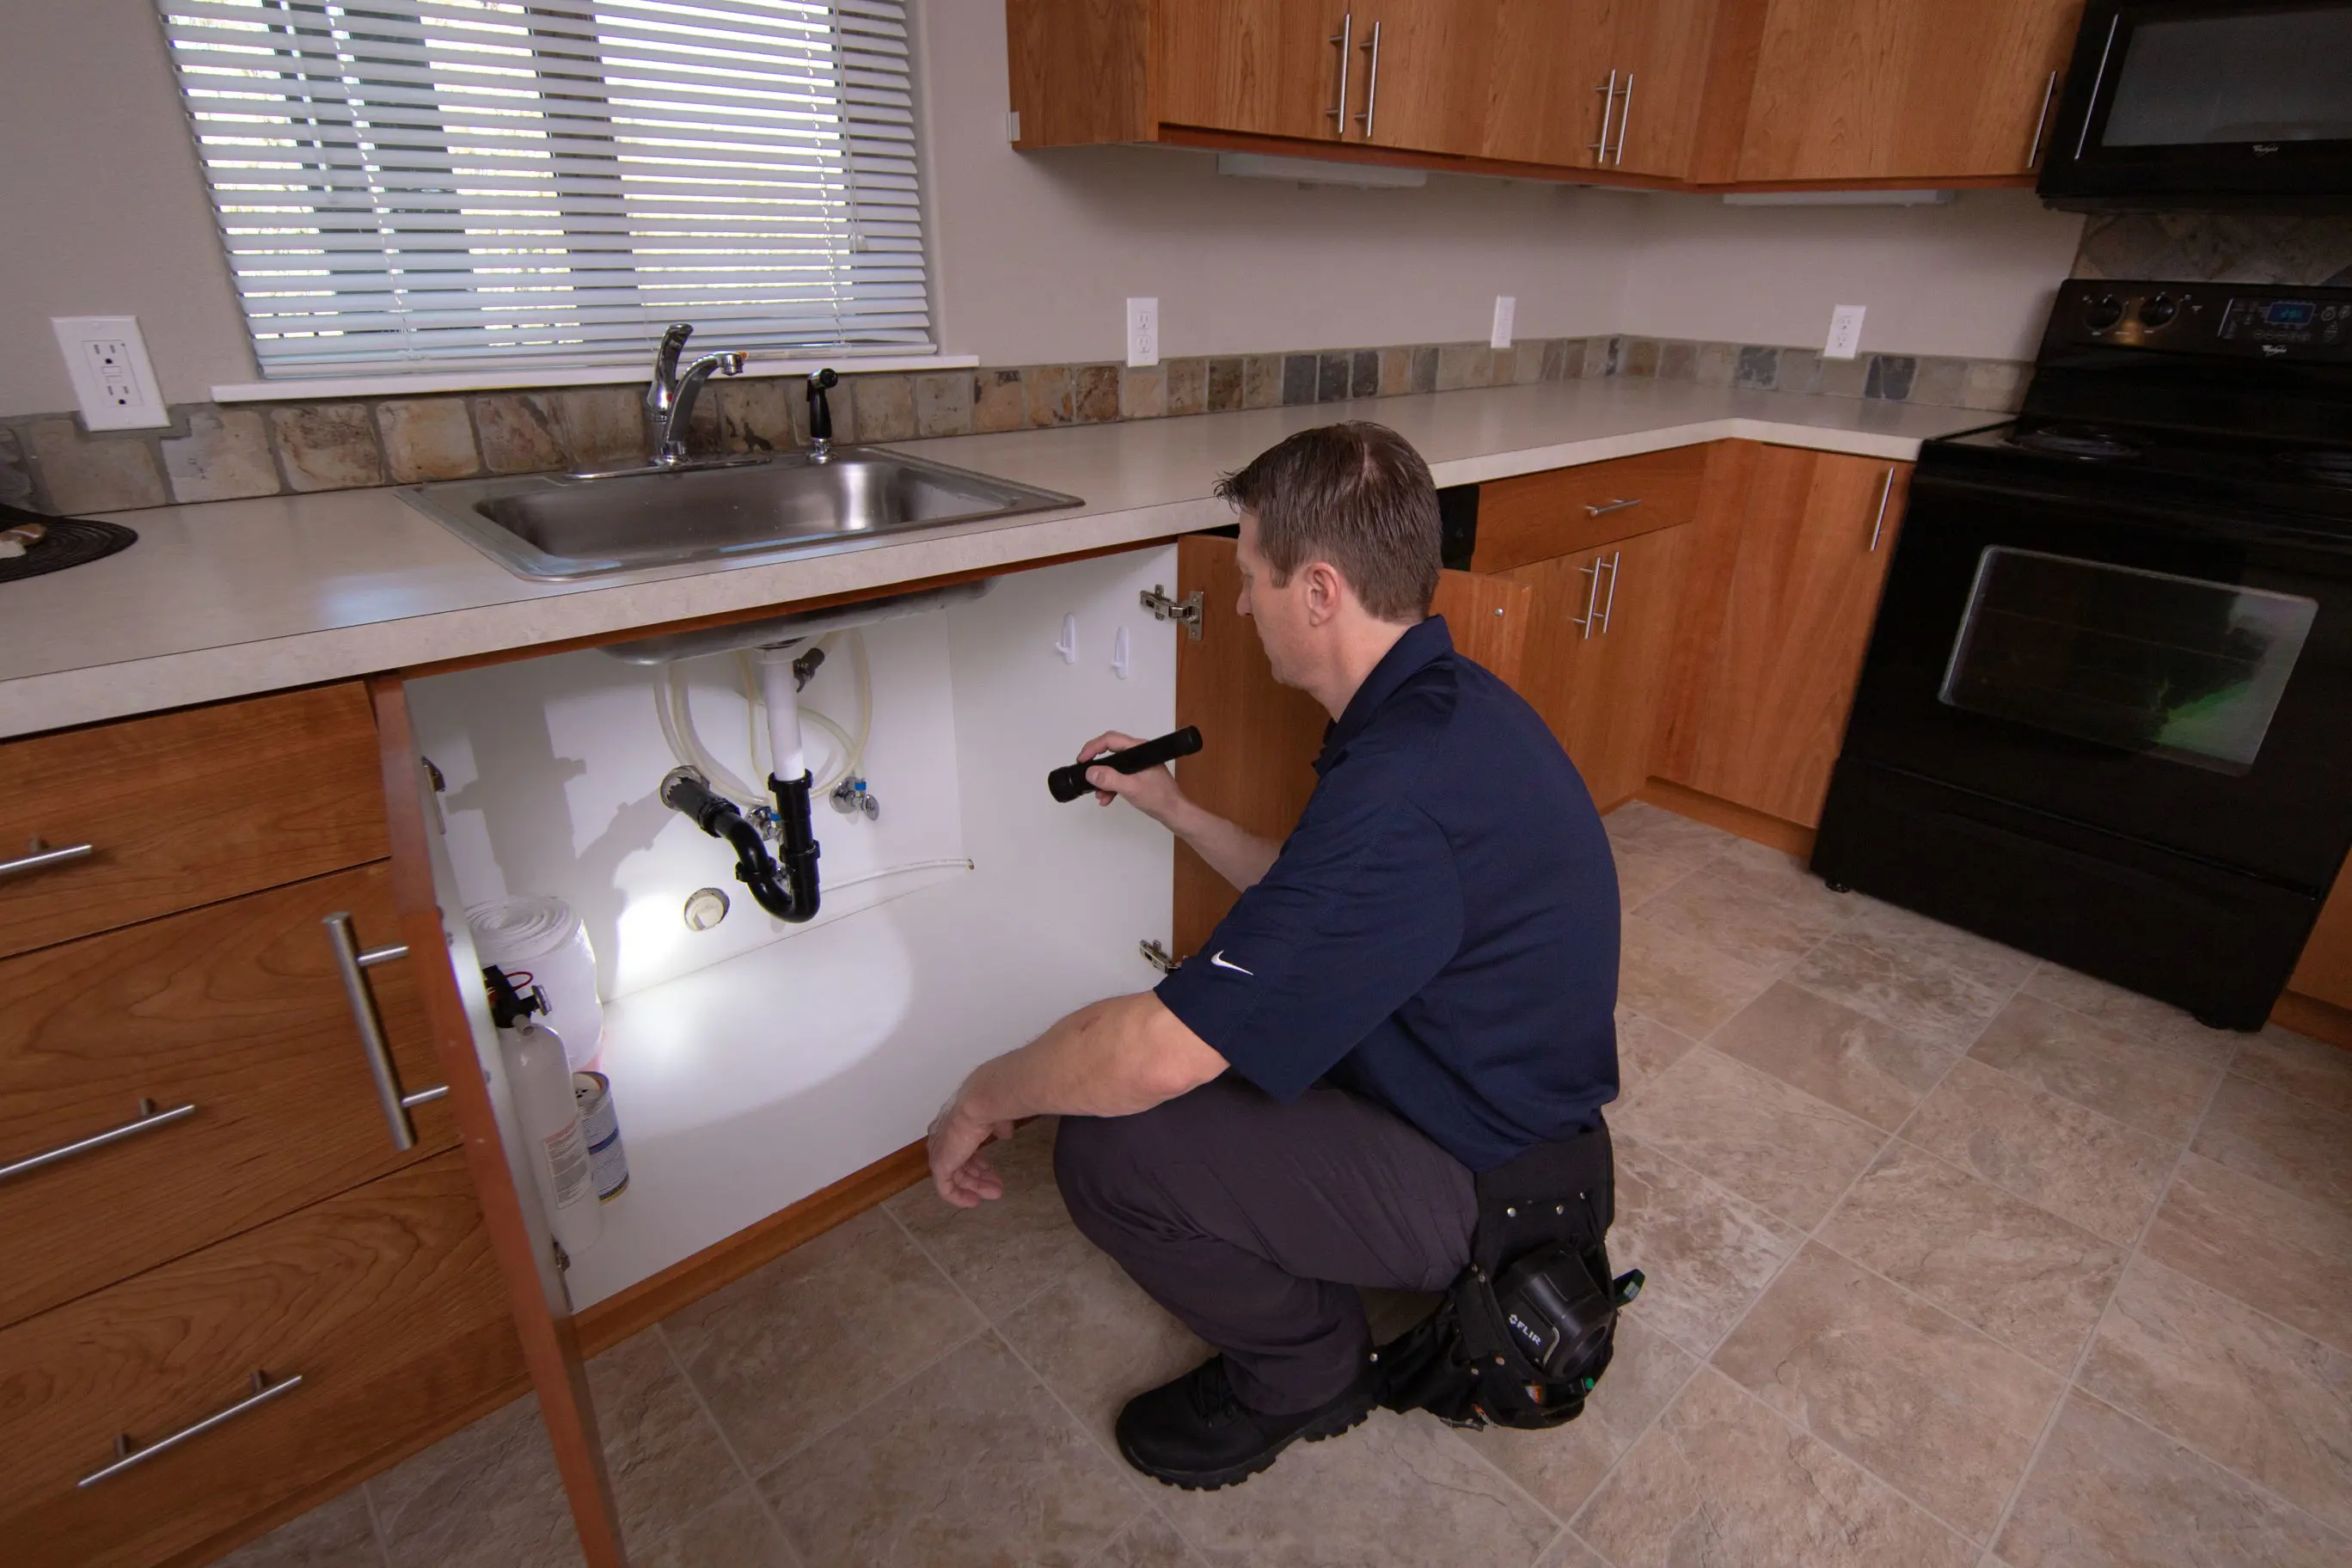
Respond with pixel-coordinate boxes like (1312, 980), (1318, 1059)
(642, 322), (747, 468)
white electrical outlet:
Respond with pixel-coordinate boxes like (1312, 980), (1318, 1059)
(1491, 295), (1517, 350)
(1006, 109), (1022, 142)
(1823, 304), (1867, 361)
(1125, 297), (1159, 368)
(53, 315), (168, 430)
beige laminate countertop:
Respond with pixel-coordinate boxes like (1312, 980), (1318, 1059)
(0, 379), (2000, 739)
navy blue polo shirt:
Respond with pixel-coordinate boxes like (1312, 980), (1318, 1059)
(1155, 616), (1620, 1172)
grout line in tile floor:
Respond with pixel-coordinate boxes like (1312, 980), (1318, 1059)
(876, 1202), (1179, 1566)
(1969, 1034), (2242, 1566)
(1554, 876), (2046, 1559)
(649, 1322), (809, 1568)
(358, 1466), (395, 1568)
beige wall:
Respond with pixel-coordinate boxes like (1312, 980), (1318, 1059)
(0, 1), (257, 414)
(1614, 190), (2086, 364)
(0, 0), (2083, 420)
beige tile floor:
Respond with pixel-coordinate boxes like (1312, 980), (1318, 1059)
(223, 801), (2352, 1568)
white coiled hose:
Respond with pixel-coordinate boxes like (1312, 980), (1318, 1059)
(654, 630), (873, 805)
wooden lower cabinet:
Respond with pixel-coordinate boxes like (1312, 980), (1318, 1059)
(1505, 524), (1694, 811)
(1660, 445), (1910, 828)
(2290, 857), (2352, 1014)
(0, 683), (390, 960)
(0, 1150), (522, 1568)
(0, 861), (456, 1326)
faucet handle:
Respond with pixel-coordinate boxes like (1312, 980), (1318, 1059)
(654, 323), (695, 389)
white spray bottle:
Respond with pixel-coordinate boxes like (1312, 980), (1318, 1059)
(487, 969), (602, 1260)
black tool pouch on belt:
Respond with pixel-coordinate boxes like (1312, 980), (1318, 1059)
(1374, 1118), (1640, 1431)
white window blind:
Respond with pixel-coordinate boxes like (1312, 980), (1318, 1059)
(155, 0), (930, 377)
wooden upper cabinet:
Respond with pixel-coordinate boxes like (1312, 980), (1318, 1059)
(1608, 0), (1738, 178)
(1347, 1), (1497, 156)
(1474, 0), (1605, 166)
(1662, 446), (1911, 827)
(1155, 0), (1353, 143)
(1012, 0), (2067, 187)
(1736, 0), (2083, 183)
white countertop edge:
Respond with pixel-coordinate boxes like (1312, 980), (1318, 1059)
(0, 400), (1978, 739)
(0, 495), (1222, 735)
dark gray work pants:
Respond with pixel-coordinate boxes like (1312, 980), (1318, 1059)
(1053, 1075), (1478, 1414)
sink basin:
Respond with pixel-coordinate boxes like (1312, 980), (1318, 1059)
(398, 446), (1084, 580)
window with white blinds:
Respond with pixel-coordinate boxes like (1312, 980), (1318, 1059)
(155, 0), (930, 377)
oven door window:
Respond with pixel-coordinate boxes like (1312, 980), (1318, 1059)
(1939, 548), (2318, 775)
(2100, 9), (2352, 147)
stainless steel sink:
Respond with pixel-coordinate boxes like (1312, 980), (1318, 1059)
(398, 445), (1084, 580)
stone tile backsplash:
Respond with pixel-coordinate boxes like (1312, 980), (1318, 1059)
(1, 334), (2030, 517)
(2073, 212), (2352, 287)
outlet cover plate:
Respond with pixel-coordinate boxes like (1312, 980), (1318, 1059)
(1491, 295), (1517, 350)
(1824, 304), (1867, 361)
(53, 315), (168, 430)
(1125, 297), (1159, 368)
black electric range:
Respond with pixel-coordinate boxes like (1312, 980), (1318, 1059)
(1812, 279), (2352, 1029)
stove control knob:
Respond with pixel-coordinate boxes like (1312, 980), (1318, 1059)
(2086, 295), (2126, 332)
(2141, 294), (2179, 328)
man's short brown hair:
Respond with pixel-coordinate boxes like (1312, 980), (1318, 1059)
(1214, 422), (1441, 622)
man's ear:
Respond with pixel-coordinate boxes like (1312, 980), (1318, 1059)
(1301, 559), (1349, 626)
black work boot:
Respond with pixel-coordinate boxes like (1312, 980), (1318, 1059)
(1115, 1354), (1375, 1491)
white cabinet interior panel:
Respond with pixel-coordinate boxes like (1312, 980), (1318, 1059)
(413, 545), (1179, 1305)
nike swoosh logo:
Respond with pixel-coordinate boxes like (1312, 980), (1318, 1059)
(1209, 951), (1253, 976)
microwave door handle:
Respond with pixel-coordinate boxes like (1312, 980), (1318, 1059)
(2028, 70), (2058, 168)
(2074, 14), (2122, 162)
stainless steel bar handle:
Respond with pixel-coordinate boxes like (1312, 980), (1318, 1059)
(1869, 466), (1896, 552)
(1, 838), (94, 880)
(1327, 13), (1353, 135)
(2076, 16), (2119, 162)
(323, 912), (444, 1152)
(0, 1097), (198, 1185)
(2027, 70), (2058, 168)
(1595, 551), (1622, 634)
(1591, 69), (1618, 161)
(79, 1371), (304, 1488)
(1583, 497), (1640, 518)
(1614, 73), (1635, 167)
(1571, 556), (1604, 640)
(1355, 19), (1382, 139)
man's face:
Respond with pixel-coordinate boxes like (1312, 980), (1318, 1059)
(1235, 511), (1311, 689)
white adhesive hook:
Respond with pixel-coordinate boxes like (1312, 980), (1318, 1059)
(1054, 613), (1078, 665)
(1112, 625), (1133, 682)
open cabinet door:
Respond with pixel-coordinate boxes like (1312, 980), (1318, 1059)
(369, 678), (629, 1568)
(1170, 534), (1531, 954)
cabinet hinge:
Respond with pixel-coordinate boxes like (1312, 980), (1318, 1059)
(1142, 585), (1204, 640)
(1138, 939), (1181, 974)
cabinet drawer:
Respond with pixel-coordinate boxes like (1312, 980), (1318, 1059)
(1471, 447), (1709, 573)
(0, 1150), (521, 1568)
(0, 861), (456, 1326)
(0, 683), (390, 959)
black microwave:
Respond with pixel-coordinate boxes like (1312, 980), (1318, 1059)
(2038, 1), (2352, 209)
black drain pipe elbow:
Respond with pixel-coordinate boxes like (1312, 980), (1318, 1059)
(660, 767), (821, 923)
(767, 770), (822, 922)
